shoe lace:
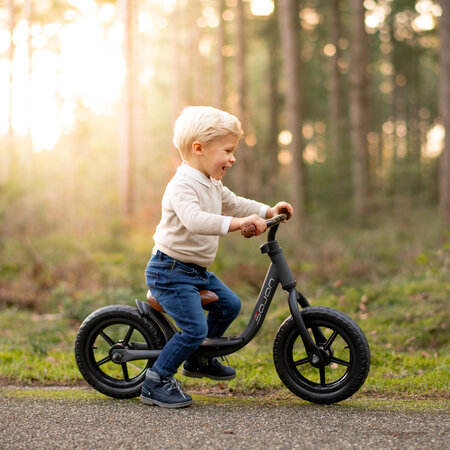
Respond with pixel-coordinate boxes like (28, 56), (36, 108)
(218, 355), (230, 366)
(164, 377), (189, 399)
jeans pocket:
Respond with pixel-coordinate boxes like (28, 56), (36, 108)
(149, 286), (163, 300)
(172, 262), (195, 275)
(146, 271), (163, 299)
(146, 270), (159, 279)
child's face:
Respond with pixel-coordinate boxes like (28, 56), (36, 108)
(197, 133), (239, 181)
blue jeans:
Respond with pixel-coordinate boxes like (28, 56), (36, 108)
(145, 251), (241, 378)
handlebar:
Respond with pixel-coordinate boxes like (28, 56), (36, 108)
(266, 213), (288, 228)
(241, 213), (288, 239)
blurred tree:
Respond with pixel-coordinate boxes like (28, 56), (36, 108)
(266, 10), (281, 197)
(23, 0), (33, 183)
(170, 3), (183, 120)
(440, 0), (450, 226)
(235, 0), (251, 196)
(214, 0), (226, 110)
(386, 1), (422, 197)
(0, 0), (446, 227)
(2, 0), (15, 184)
(328, 0), (346, 170)
(190, 0), (204, 104)
(349, 0), (371, 218)
(120, 0), (136, 216)
(278, 0), (306, 219)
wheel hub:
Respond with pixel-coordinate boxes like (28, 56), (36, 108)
(309, 346), (332, 368)
(110, 343), (126, 364)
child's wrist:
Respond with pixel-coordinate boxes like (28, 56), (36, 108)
(229, 217), (244, 232)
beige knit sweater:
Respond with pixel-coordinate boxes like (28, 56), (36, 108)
(153, 163), (268, 267)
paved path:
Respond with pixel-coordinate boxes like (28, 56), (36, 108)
(1, 390), (449, 449)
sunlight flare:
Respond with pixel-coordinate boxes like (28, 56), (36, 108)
(0, 3), (125, 152)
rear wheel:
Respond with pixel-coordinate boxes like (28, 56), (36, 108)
(74, 305), (164, 398)
(273, 306), (370, 404)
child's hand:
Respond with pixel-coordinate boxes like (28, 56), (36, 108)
(229, 214), (267, 238)
(267, 202), (293, 220)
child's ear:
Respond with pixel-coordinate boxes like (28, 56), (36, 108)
(192, 141), (203, 155)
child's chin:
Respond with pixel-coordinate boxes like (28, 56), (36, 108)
(213, 172), (226, 180)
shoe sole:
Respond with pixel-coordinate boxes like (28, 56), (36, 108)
(181, 369), (236, 381)
(140, 395), (193, 409)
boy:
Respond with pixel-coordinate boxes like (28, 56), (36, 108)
(141, 106), (293, 408)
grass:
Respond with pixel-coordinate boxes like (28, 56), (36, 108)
(1, 271), (448, 398)
(0, 205), (449, 401)
(0, 308), (79, 384)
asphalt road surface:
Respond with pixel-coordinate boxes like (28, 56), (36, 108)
(1, 391), (449, 449)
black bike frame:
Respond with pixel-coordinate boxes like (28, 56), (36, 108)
(120, 220), (326, 365)
(194, 224), (326, 362)
(193, 228), (298, 357)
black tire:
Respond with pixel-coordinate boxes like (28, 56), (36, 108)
(273, 306), (370, 404)
(74, 305), (165, 399)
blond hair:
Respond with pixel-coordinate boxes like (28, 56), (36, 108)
(172, 106), (243, 160)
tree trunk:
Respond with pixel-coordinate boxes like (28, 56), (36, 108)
(214, 0), (226, 110)
(329, 0), (343, 161)
(235, 0), (250, 196)
(170, 6), (183, 122)
(190, 1), (204, 104)
(440, 0), (450, 226)
(329, 0), (350, 202)
(120, 0), (136, 216)
(24, 0), (33, 181)
(278, 0), (306, 219)
(1, 0), (15, 183)
(267, 11), (281, 198)
(349, 0), (371, 218)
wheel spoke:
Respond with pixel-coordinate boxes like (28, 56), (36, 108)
(122, 326), (134, 345)
(324, 330), (338, 350)
(293, 357), (310, 367)
(99, 330), (115, 346)
(319, 367), (326, 386)
(121, 363), (130, 381)
(330, 356), (351, 367)
(95, 355), (112, 367)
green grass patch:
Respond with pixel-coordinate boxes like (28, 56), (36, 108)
(1, 206), (448, 400)
(1, 269), (448, 399)
(0, 307), (80, 384)
(0, 386), (101, 402)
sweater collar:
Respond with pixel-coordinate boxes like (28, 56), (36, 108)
(179, 162), (212, 188)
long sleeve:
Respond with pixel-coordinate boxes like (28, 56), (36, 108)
(168, 181), (229, 236)
(221, 184), (269, 219)
(153, 164), (269, 267)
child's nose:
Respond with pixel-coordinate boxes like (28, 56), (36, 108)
(230, 154), (236, 163)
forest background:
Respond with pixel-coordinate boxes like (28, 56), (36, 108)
(0, 0), (448, 396)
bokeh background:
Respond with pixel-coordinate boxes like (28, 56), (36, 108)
(0, 1), (448, 391)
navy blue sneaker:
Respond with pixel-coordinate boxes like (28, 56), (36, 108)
(182, 357), (236, 380)
(140, 369), (193, 408)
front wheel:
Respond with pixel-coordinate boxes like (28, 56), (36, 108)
(74, 305), (165, 399)
(273, 306), (370, 404)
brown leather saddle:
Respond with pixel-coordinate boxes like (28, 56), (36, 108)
(146, 290), (219, 313)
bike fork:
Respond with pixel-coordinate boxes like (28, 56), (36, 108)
(288, 289), (328, 367)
